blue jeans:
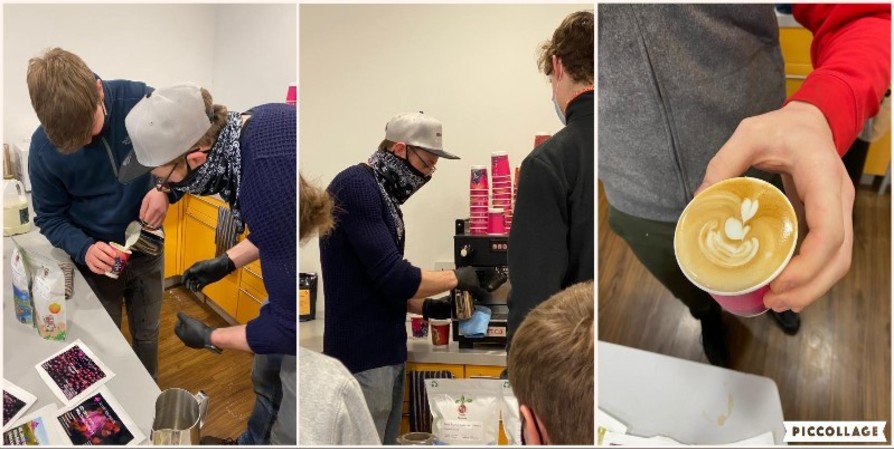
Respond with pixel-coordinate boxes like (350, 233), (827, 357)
(354, 363), (405, 445)
(237, 353), (284, 445)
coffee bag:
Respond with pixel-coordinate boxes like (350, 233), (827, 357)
(10, 242), (33, 325)
(426, 378), (502, 445)
(29, 252), (67, 341)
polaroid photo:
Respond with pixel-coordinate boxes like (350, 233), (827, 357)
(3, 404), (68, 446)
(3, 380), (37, 430)
(34, 339), (115, 406)
(55, 387), (144, 446)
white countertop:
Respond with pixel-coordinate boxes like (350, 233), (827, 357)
(4, 231), (160, 443)
(598, 341), (785, 445)
(300, 318), (507, 367)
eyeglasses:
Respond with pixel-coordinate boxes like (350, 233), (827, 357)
(155, 148), (207, 191)
(408, 146), (437, 175)
(155, 158), (183, 192)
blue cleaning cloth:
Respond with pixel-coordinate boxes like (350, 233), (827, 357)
(458, 305), (492, 338)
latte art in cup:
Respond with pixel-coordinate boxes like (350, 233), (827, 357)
(675, 177), (797, 294)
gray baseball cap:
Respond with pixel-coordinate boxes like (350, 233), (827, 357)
(119, 84), (212, 184)
(385, 111), (459, 160)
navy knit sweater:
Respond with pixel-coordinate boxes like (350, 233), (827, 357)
(29, 79), (154, 265)
(239, 103), (296, 355)
(320, 164), (422, 374)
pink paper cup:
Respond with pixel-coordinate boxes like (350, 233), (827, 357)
(105, 242), (132, 279)
(411, 315), (429, 338)
(534, 133), (551, 147)
(673, 177), (798, 317)
(491, 152), (511, 177)
(709, 286), (772, 317)
(470, 165), (489, 190)
(487, 208), (507, 235)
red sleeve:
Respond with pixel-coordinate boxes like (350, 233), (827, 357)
(787, 4), (891, 156)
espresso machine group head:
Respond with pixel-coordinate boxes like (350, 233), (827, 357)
(452, 219), (511, 348)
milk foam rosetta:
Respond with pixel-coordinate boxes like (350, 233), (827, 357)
(675, 178), (797, 293)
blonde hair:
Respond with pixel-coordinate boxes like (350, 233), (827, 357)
(507, 281), (594, 445)
(300, 174), (334, 242)
(26, 48), (100, 153)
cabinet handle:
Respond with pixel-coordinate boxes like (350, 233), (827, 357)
(241, 288), (264, 304)
(785, 74), (807, 80)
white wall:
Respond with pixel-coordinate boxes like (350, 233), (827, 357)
(3, 4), (217, 147)
(213, 4), (296, 111)
(3, 3), (297, 147)
(299, 4), (589, 309)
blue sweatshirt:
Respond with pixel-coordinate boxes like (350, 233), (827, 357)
(239, 103), (297, 355)
(29, 79), (154, 265)
(320, 164), (422, 374)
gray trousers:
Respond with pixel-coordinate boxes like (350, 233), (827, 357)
(77, 251), (163, 381)
(354, 363), (405, 445)
(270, 355), (296, 445)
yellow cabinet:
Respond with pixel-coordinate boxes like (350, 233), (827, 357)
(162, 199), (183, 279)
(779, 25), (891, 176)
(181, 195), (240, 320)
(166, 194), (267, 324)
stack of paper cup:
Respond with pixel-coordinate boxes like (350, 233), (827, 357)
(510, 166), (520, 229)
(491, 152), (512, 235)
(469, 165), (489, 235)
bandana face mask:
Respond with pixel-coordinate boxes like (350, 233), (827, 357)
(368, 149), (431, 205)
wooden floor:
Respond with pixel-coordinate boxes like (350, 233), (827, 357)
(598, 182), (891, 442)
(121, 286), (254, 441)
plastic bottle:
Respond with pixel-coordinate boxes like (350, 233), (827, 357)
(4, 177), (32, 236)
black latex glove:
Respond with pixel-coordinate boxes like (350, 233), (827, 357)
(174, 312), (221, 354)
(423, 296), (452, 320)
(454, 266), (485, 295)
(479, 268), (509, 292)
(182, 253), (236, 292)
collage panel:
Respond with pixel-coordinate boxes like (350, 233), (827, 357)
(297, 3), (594, 446)
(2, 2), (297, 445)
(597, 3), (891, 446)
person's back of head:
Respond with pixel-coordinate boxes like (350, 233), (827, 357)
(507, 281), (594, 445)
(27, 48), (100, 153)
(300, 174), (334, 242)
(538, 10), (594, 85)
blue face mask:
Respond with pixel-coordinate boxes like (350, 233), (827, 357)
(553, 95), (566, 125)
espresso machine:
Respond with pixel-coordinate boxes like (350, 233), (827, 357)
(451, 218), (510, 348)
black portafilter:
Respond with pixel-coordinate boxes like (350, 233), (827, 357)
(478, 267), (509, 292)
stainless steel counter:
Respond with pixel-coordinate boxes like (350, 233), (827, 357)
(4, 231), (160, 443)
(300, 318), (507, 367)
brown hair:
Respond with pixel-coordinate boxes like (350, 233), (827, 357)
(377, 139), (396, 153)
(537, 10), (594, 85)
(299, 174), (334, 242)
(26, 48), (100, 153)
(193, 88), (230, 149)
(507, 281), (594, 445)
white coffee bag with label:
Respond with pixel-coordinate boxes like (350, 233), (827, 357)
(28, 252), (67, 341)
(499, 381), (522, 445)
(426, 378), (502, 445)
